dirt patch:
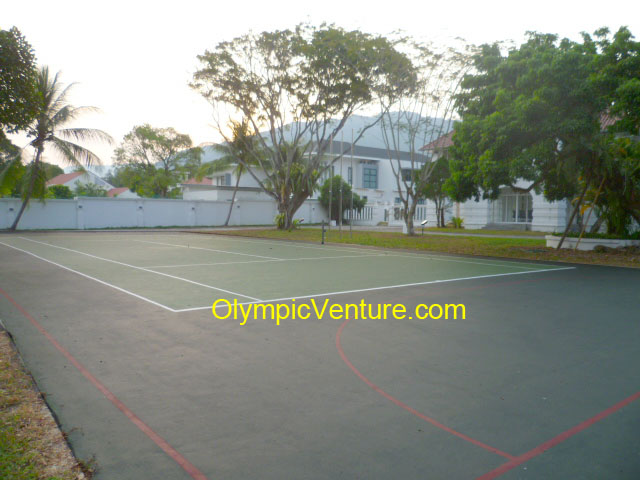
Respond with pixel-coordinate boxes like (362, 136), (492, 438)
(0, 328), (90, 479)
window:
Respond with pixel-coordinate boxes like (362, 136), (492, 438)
(417, 198), (425, 205)
(225, 173), (231, 186)
(347, 167), (353, 185)
(401, 169), (413, 182)
(362, 165), (378, 189)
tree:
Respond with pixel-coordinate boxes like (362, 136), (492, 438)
(46, 184), (73, 199)
(446, 28), (640, 242)
(192, 24), (414, 229)
(379, 40), (472, 234)
(419, 156), (452, 227)
(0, 67), (112, 230)
(113, 124), (202, 198)
(319, 175), (366, 222)
(0, 27), (38, 138)
(198, 119), (268, 226)
(74, 182), (107, 197)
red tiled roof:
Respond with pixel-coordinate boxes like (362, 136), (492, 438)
(107, 187), (130, 197)
(182, 177), (213, 185)
(46, 171), (83, 186)
(421, 131), (454, 151)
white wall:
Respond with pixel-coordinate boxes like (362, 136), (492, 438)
(0, 198), (329, 230)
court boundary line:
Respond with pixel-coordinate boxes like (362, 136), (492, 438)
(16, 237), (261, 302)
(3, 237), (575, 314)
(335, 314), (517, 460)
(476, 390), (640, 479)
(177, 266), (575, 313)
(0, 242), (178, 312)
(133, 239), (282, 260)
(182, 232), (560, 269)
(145, 253), (387, 269)
(0, 287), (209, 480)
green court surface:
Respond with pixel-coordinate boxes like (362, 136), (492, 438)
(0, 232), (570, 312)
(0, 230), (638, 480)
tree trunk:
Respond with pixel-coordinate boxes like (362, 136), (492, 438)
(10, 151), (41, 231)
(557, 183), (589, 250)
(223, 174), (241, 226)
(404, 203), (416, 235)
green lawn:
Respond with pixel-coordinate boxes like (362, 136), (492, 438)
(203, 227), (640, 268)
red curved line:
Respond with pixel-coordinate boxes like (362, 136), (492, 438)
(0, 287), (208, 480)
(476, 390), (640, 479)
(336, 316), (516, 460)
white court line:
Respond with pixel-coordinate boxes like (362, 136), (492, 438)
(0, 242), (178, 312)
(170, 232), (559, 270)
(133, 239), (282, 260)
(145, 253), (387, 269)
(176, 233), (374, 254)
(174, 266), (576, 312)
(17, 237), (261, 302)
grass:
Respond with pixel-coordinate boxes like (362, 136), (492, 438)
(202, 227), (640, 268)
(0, 330), (88, 480)
(422, 227), (548, 236)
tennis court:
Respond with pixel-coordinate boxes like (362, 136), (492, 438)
(0, 230), (638, 479)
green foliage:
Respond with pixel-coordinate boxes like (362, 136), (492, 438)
(4, 67), (112, 229)
(113, 124), (201, 198)
(446, 27), (640, 236)
(192, 23), (414, 229)
(74, 182), (107, 197)
(451, 216), (464, 228)
(46, 184), (73, 199)
(318, 175), (366, 222)
(419, 156), (451, 227)
(0, 27), (38, 135)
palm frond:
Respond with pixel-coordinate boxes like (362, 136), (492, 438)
(59, 127), (114, 145)
(50, 137), (103, 168)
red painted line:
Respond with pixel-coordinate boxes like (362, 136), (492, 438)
(476, 390), (640, 480)
(335, 316), (516, 460)
(0, 287), (208, 480)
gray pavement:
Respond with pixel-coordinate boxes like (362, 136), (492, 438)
(0, 234), (638, 479)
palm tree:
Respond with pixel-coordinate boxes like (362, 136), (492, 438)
(2, 67), (112, 230)
(198, 120), (266, 226)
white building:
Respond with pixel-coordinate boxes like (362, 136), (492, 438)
(180, 116), (585, 233)
(47, 171), (139, 199)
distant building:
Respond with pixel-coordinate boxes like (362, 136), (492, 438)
(47, 171), (139, 199)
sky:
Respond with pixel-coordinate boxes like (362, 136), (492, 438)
(4, 0), (640, 170)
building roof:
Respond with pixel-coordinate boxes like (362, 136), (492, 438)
(46, 171), (83, 186)
(421, 131), (454, 151)
(182, 177), (214, 185)
(322, 140), (428, 163)
(106, 187), (130, 197)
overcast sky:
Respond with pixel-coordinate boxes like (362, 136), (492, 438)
(4, 0), (640, 168)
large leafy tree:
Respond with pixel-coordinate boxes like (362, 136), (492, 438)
(1, 67), (112, 230)
(446, 33), (604, 202)
(191, 24), (414, 229)
(113, 124), (202, 198)
(0, 27), (38, 139)
(446, 28), (640, 240)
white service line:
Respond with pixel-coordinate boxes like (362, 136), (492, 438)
(182, 233), (373, 254)
(17, 237), (261, 302)
(0, 242), (178, 312)
(145, 253), (387, 269)
(133, 239), (282, 260)
(173, 265), (576, 313)
(172, 232), (559, 270)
